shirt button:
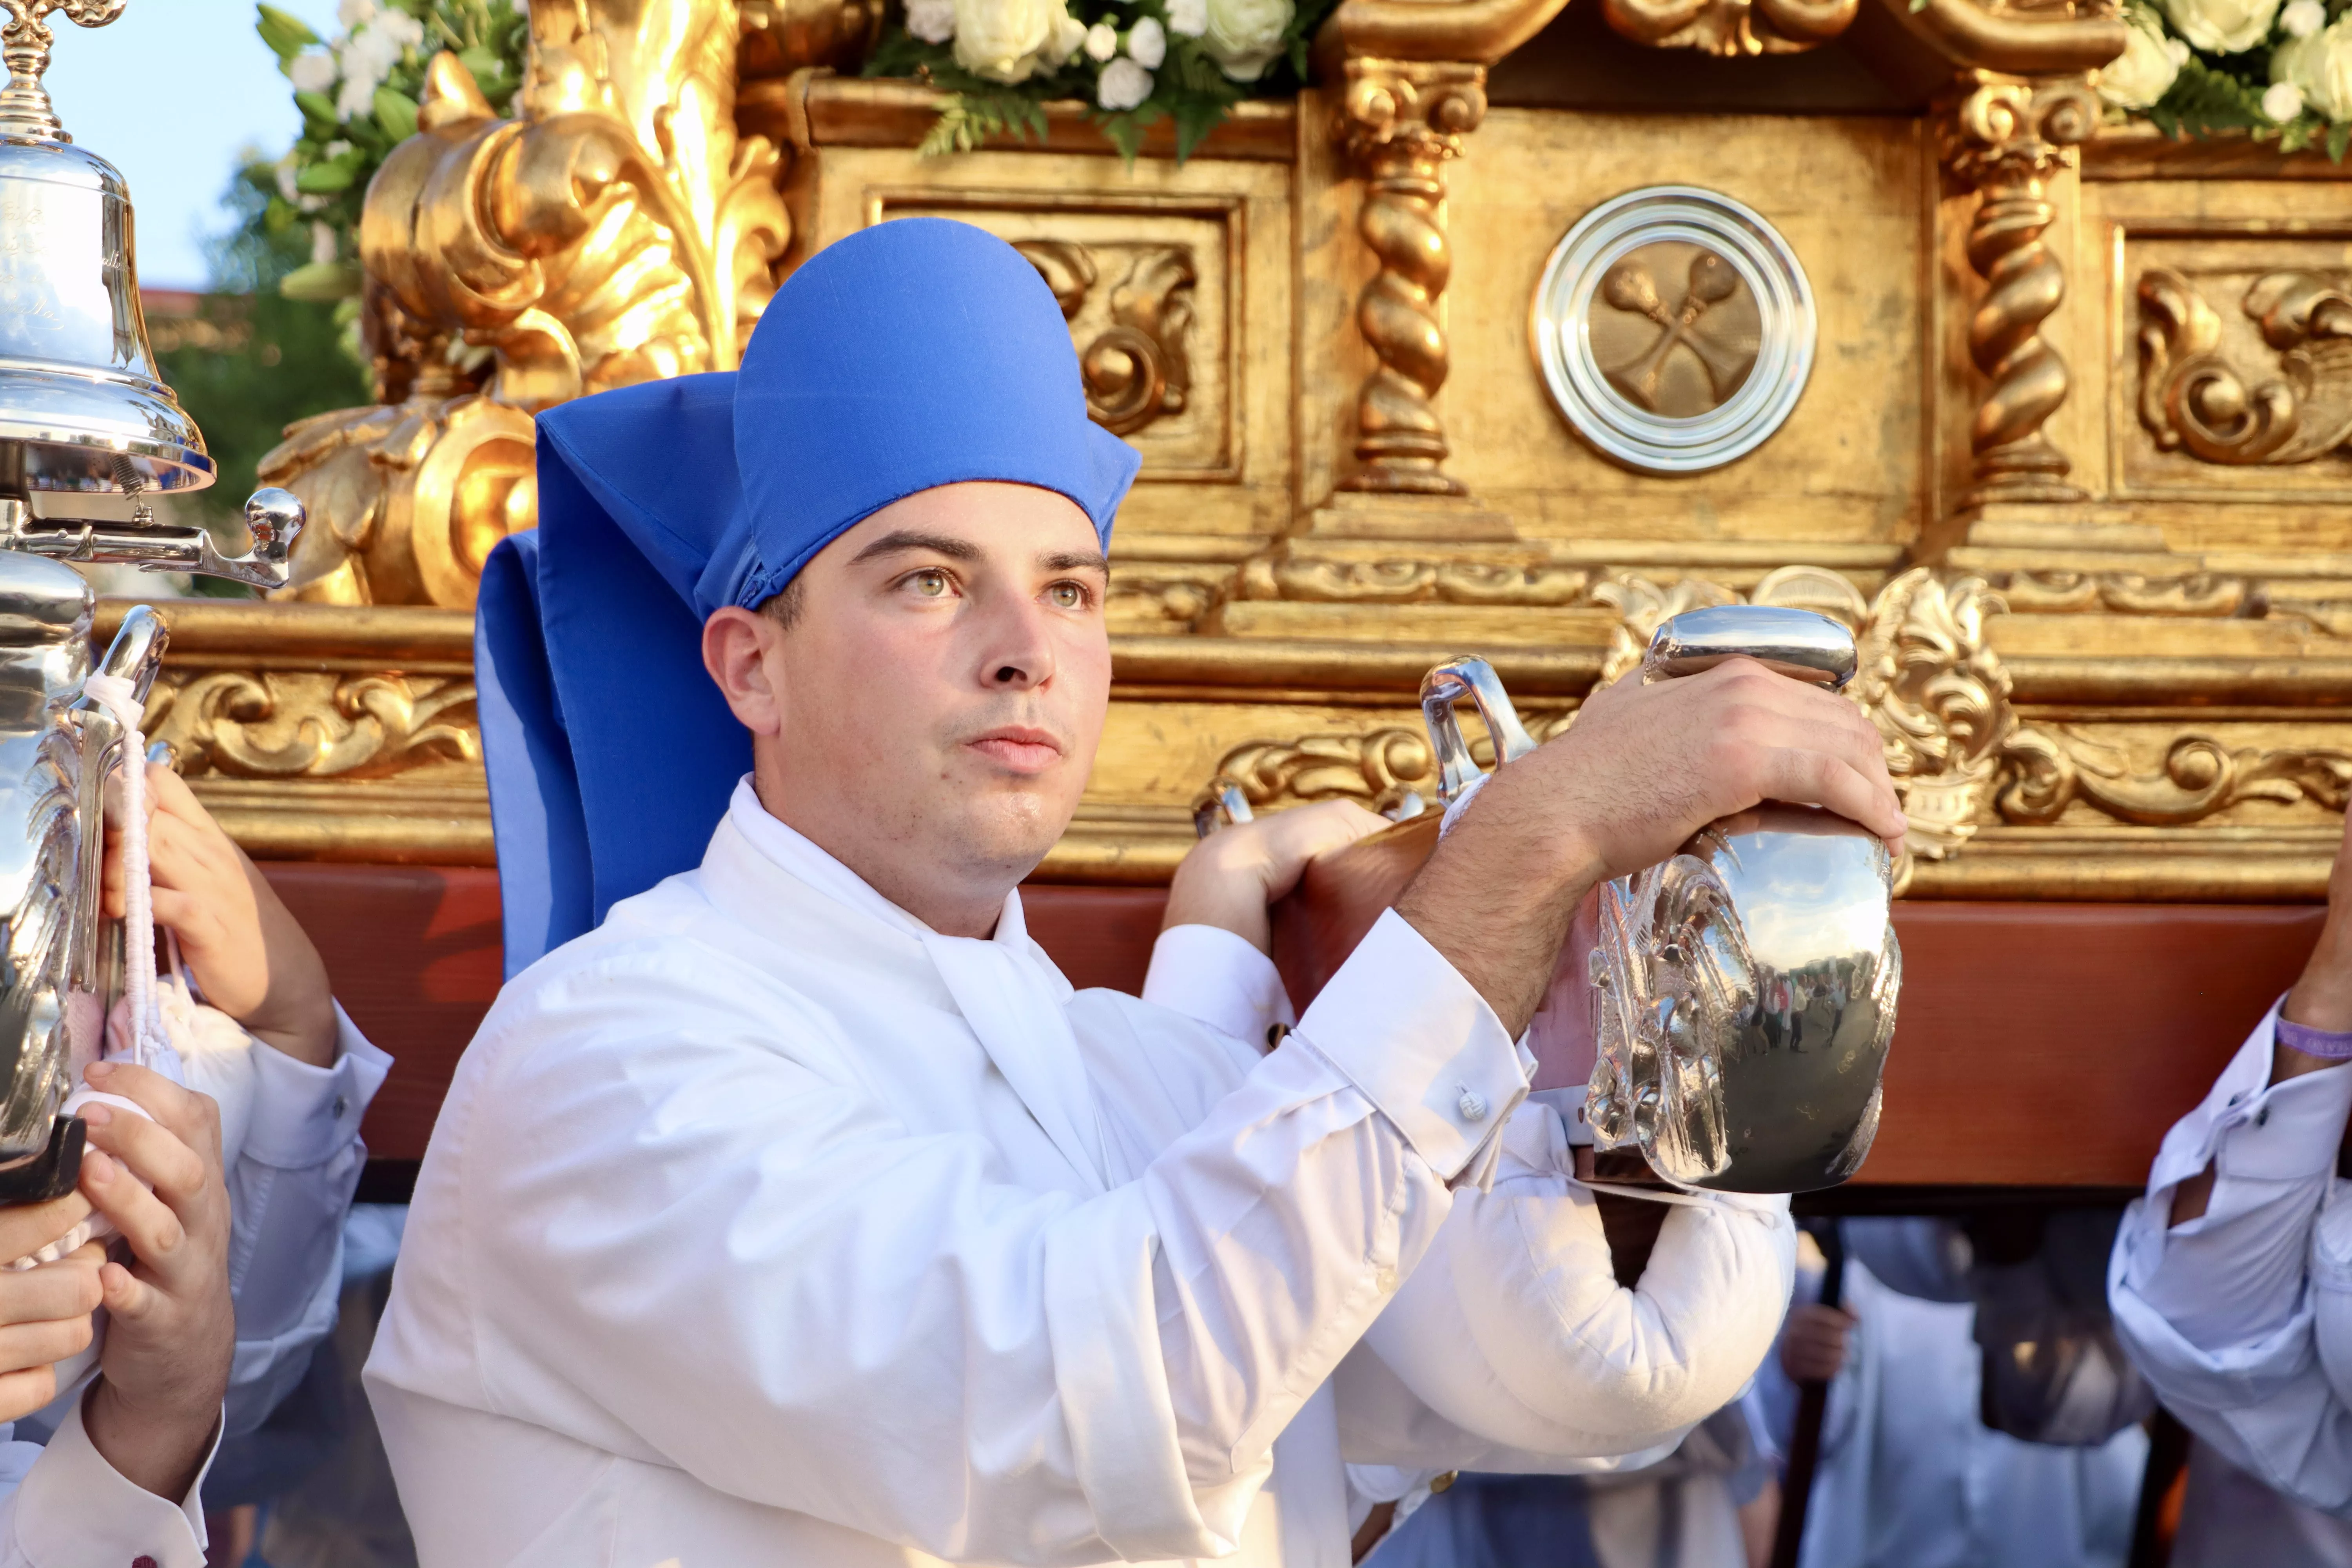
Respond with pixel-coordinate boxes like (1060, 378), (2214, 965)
(2256, 1107), (2270, 1128)
(1457, 1088), (1488, 1123)
(333, 1094), (348, 1119)
(1376, 1266), (1398, 1293)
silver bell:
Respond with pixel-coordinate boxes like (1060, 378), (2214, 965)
(0, 0), (302, 589)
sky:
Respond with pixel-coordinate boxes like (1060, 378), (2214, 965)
(45, 0), (344, 290)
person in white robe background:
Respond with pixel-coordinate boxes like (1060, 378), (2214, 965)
(2109, 816), (2352, 1566)
(365, 216), (1915, 1568)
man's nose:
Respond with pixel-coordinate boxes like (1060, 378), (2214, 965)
(975, 591), (1055, 690)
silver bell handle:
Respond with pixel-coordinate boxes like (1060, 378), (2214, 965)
(1641, 604), (1857, 691)
(1418, 656), (1538, 805)
(0, 487), (306, 592)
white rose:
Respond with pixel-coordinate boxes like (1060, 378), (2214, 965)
(334, 65), (381, 119)
(335, 0), (375, 28)
(952, 0), (1083, 80)
(1097, 54), (1153, 108)
(906, 0), (956, 43)
(1201, 0), (1290, 80)
(2279, 13), (2352, 116)
(1127, 14), (1167, 65)
(2284, 0), (2325, 35)
(2264, 76), (2307, 116)
(1165, 0), (1207, 37)
(288, 49), (338, 94)
(1085, 21), (1119, 58)
(376, 8), (426, 47)
(2163, 0), (2279, 54)
(2098, 11), (2186, 107)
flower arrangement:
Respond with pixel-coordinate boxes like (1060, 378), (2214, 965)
(2096, 0), (2352, 158)
(866, 0), (1341, 160)
(252, 0), (530, 301)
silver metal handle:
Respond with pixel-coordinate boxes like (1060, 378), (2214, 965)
(65, 603), (170, 993)
(0, 486), (306, 591)
(1642, 604), (1857, 690)
(1418, 656), (1538, 804)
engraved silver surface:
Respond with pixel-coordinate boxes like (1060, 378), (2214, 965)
(1585, 606), (1900, 1192)
(1531, 186), (1815, 476)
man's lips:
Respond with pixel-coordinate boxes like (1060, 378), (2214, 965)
(966, 726), (1065, 774)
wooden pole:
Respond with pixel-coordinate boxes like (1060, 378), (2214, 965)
(1769, 1220), (1846, 1568)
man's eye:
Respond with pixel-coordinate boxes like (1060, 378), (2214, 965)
(1046, 582), (1086, 610)
(908, 570), (951, 598)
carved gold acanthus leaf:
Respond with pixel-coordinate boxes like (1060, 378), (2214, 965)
(2000, 728), (2352, 825)
(1603, 0), (1857, 58)
(144, 671), (479, 782)
(2138, 267), (2352, 465)
(261, 1), (791, 608)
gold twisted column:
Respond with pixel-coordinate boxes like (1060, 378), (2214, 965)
(1339, 59), (1486, 497)
(1942, 73), (2098, 508)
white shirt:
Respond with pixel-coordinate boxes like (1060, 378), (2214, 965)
(2110, 1001), (2352, 1537)
(0, 1005), (393, 1567)
(1764, 1229), (2147, 1568)
(365, 780), (1797, 1568)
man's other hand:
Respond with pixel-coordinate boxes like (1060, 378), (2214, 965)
(1779, 1303), (1857, 1385)
(1162, 799), (1390, 956)
(0, 1190), (103, 1422)
(1399, 658), (1906, 1035)
(75, 1062), (233, 1501)
(104, 763), (336, 1065)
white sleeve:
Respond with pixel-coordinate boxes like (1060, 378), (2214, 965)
(1339, 1091), (1796, 1468)
(374, 910), (1534, 1565)
(2110, 1002), (2352, 1516)
(220, 1004), (391, 1436)
(1142, 923), (1296, 1047)
(0, 1399), (216, 1568)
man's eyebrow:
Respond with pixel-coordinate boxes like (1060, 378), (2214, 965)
(1043, 550), (1111, 575)
(848, 530), (983, 565)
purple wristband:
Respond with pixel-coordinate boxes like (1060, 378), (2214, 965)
(2276, 1011), (2352, 1061)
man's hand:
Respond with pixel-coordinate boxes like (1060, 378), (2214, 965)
(1397, 659), (1905, 1035)
(1162, 799), (1390, 956)
(0, 1193), (103, 1423)
(1780, 1302), (1856, 1384)
(75, 1062), (233, 1502)
(105, 763), (336, 1064)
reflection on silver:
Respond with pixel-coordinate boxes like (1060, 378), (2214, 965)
(1420, 657), (1537, 803)
(0, 564), (165, 1163)
(1192, 777), (1255, 839)
(1642, 602), (1857, 690)
(1587, 606), (1900, 1192)
(1530, 186), (1815, 476)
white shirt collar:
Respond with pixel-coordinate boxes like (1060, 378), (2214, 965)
(722, 778), (1027, 947)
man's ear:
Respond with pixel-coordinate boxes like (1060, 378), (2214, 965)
(702, 607), (786, 737)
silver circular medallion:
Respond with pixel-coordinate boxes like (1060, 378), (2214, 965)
(1530, 186), (1815, 476)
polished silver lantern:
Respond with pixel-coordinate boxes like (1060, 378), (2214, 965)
(1583, 606), (1900, 1193)
(0, 0), (305, 1201)
(1411, 611), (1900, 1195)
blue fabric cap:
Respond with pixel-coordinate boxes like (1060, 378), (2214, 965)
(477, 218), (1142, 975)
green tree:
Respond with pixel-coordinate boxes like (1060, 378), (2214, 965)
(151, 161), (370, 594)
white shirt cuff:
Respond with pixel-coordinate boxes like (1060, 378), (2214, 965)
(1290, 909), (1528, 1183)
(1142, 924), (1296, 1047)
(2149, 1003), (2352, 1194)
(242, 1003), (393, 1169)
(13, 1397), (214, 1568)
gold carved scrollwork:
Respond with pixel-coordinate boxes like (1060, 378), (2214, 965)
(1601, 0), (1855, 58)
(1995, 569), (2252, 617)
(263, 2), (791, 607)
(1238, 557), (1591, 604)
(1016, 240), (1197, 438)
(1339, 58), (1488, 497)
(2000, 730), (2352, 825)
(144, 671), (479, 782)
(1940, 73), (2100, 509)
(1853, 570), (2015, 861)
(2137, 267), (2352, 465)
(1208, 710), (1575, 815)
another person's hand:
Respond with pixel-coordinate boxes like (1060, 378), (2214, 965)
(75, 1061), (233, 1501)
(1399, 659), (1905, 1034)
(1779, 1302), (1857, 1384)
(104, 763), (336, 1064)
(0, 1194), (103, 1422)
(1162, 799), (1390, 956)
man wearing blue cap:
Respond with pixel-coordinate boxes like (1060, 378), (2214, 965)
(365, 217), (1909, 1568)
